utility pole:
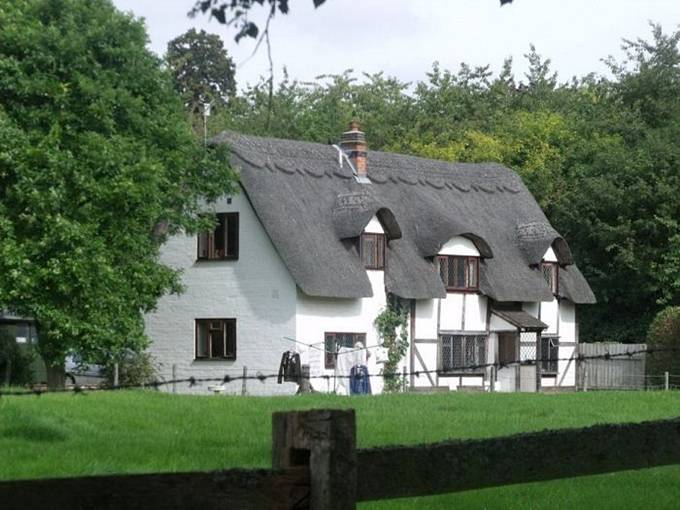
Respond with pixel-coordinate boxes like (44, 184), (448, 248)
(202, 102), (211, 147)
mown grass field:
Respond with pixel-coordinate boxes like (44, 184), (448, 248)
(1, 390), (679, 509)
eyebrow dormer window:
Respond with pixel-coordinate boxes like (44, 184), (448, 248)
(360, 233), (385, 270)
(197, 213), (239, 260)
(436, 255), (479, 292)
(541, 261), (558, 294)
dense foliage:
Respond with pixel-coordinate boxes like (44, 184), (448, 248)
(646, 306), (680, 377)
(0, 0), (237, 374)
(374, 299), (410, 393)
(208, 25), (680, 343)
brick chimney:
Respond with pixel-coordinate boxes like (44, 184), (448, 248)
(339, 121), (367, 177)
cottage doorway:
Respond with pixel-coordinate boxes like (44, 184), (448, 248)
(496, 332), (518, 392)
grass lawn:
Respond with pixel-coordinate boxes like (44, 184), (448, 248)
(1, 390), (679, 509)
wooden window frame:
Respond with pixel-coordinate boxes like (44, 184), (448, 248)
(324, 332), (366, 369)
(197, 212), (239, 261)
(436, 255), (480, 292)
(541, 261), (559, 294)
(195, 318), (237, 361)
(360, 233), (386, 270)
(439, 334), (487, 375)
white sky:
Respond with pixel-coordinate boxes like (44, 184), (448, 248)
(113, 0), (680, 90)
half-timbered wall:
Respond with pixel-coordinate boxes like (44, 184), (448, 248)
(412, 237), (489, 391)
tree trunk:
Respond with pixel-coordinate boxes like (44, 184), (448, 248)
(46, 361), (65, 389)
(35, 324), (66, 389)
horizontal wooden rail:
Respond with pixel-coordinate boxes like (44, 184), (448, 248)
(356, 417), (680, 502)
(0, 466), (309, 510)
(1, 410), (679, 509)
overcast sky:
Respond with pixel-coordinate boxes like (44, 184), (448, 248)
(113, 0), (680, 90)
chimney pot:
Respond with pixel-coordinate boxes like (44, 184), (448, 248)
(339, 121), (367, 177)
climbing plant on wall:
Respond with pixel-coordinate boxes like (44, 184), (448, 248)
(374, 297), (409, 393)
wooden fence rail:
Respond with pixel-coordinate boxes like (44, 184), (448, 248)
(356, 417), (680, 501)
(1, 409), (679, 509)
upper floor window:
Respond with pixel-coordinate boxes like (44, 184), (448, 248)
(195, 319), (237, 360)
(541, 262), (558, 294)
(197, 213), (239, 260)
(436, 255), (479, 291)
(360, 233), (385, 270)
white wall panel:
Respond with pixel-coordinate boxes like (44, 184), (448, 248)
(145, 190), (298, 396)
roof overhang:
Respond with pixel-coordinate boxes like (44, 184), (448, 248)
(491, 308), (548, 331)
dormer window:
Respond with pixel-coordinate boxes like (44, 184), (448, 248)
(541, 261), (558, 294)
(360, 233), (385, 270)
(436, 255), (479, 292)
(197, 213), (239, 260)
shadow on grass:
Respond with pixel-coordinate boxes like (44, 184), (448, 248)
(1, 422), (69, 442)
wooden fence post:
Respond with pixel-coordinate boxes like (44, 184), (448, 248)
(272, 409), (357, 510)
(172, 364), (177, 394)
(113, 363), (119, 388)
(535, 331), (542, 393)
(583, 366), (588, 392)
(490, 366), (496, 392)
(665, 371), (670, 391)
(241, 366), (248, 396)
(298, 365), (312, 394)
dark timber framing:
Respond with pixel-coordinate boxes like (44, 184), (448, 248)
(196, 212), (239, 261)
(194, 318), (237, 361)
(409, 300), (416, 390)
(360, 233), (385, 270)
(436, 255), (480, 292)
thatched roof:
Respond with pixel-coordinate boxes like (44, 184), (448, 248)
(213, 131), (595, 304)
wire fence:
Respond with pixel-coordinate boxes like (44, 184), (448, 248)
(579, 372), (680, 391)
(2, 346), (680, 398)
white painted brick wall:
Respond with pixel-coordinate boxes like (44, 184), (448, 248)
(145, 190), (298, 395)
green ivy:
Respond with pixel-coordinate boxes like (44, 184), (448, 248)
(374, 297), (409, 393)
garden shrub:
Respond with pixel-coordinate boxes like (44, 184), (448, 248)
(646, 306), (680, 377)
(104, 350), (159, 388)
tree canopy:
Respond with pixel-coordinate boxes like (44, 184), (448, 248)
(208, 24), (680, 343)
(0, 0), (237, 371)
(166, 28), (236, 116)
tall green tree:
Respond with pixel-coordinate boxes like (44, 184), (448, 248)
(166, 28), (236, 117)
(0, 0), (237, 383)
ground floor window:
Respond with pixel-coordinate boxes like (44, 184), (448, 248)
(195, 319), (237, 360)
(541, 336), (559, 373)
(324, 332), (366, 369)
(5, 322), (38, 345)
(440, 334), (487, 373)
